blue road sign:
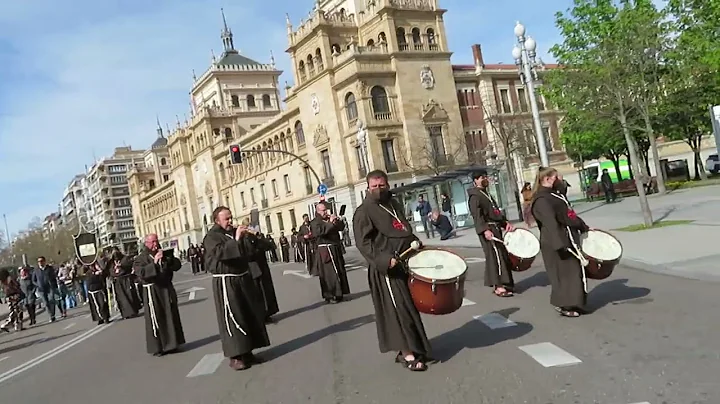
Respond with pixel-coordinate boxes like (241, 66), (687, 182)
(317, 183), (328, 195)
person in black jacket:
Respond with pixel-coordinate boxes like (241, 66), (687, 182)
(32, 256), (65, 322)
(86, 261), (111, 325)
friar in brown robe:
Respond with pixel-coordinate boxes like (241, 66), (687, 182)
(531, 167), (590, 318)
(467, 168), (515, 297)
(310, 202), (350, 303)
(353, 169), (432, 372)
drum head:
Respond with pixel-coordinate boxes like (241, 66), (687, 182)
(504, 228), (540, 258)
(407, 249), (467, 281)
(580, 230), (623, 261)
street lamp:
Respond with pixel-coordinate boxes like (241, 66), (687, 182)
(513, 21), (549, 168)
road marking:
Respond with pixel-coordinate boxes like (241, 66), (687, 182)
(0, 313), (120, 385)
(282, 269), (313, 279)
(519, 342), (582, 368)
(183, 286), (205, 301)
(63, 323), (76, 330)
(627, 402), (651, 404)
(174, 275), (211, 286)
(186, 353), (225, 378)
(461, 298), (476, 307)
(465, 257), (486, 264)
(473, 313), (516, 329)
(347, 265), (366, 270)
(0, 356), (9, 363)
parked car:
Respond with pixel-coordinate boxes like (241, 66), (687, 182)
(706, 154), (719, 174)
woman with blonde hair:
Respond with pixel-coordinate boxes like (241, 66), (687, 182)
(531, 166), (590, 317)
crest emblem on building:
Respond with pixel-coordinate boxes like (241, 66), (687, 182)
(420, 65), (435, 89)
(310, 94), (320, 115)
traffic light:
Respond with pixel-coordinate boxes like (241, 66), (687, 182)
(229, 144), (242, 164)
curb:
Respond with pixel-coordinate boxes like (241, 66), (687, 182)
(620, 257), (720, 283)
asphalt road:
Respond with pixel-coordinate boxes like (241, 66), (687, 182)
(0, 249), (717, 404)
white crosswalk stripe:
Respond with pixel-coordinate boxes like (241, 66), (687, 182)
(473, 312), (516, 329)
(519, 342), (582, 368)
(186, 353), (225, 378)
(461, 298), (476, 307)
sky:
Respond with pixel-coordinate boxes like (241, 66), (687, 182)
(0, 0), (575, 237)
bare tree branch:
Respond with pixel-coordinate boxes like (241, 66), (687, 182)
(398, 128), (468, 176)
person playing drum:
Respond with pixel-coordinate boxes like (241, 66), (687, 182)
(530, 167), (590, 318)
(467, 169), (515, 297)
(353, 169), (432, 372)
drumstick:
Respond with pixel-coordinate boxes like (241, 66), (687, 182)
(398, 240), (422, 259)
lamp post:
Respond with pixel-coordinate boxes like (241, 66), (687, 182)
(513, 21), (549, 168)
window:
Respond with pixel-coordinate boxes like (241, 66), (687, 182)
(294, 121), (305, 145)
(224, 128), (232, 138)
(283, 174), (291, 194)
(396, 27), (407, 49)
(500, 89), (512, 113)
(517, 88), (529, 112)
(321, 149), (333, 179)
(247, 95), (256, 108)
(271, 179), (279, 198)
(289, 209), (297, 229)
(262, 94), (271, 108)
(260, 183), (267, 200)
(276, 212), (285, 232)
(381, 139), (398, 172)
(370, 86), (390, 117)
(304, 167), (313, 194)
(536, 94), (546, 111)
(240, 191), (246, 208)
(427, 28), (436, 44)
(345, 93), (358, 122)
(163, 174), (169, 182)
(231, 95), (240, 107)
(411, 27), (421, 45)
(543, 127), (553, 151)
(523, 129), (537, 155)
(250, 187), (256, 204)
(264, 215), (273, 234)
(356, 146), (367, 174)
(428, 125), (446, 160)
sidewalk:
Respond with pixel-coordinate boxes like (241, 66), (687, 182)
(423, 186), (720, 282)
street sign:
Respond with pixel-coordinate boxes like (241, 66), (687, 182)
(317, 183), (328, 195)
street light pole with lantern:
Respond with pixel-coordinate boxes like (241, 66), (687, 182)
(512, 21), (550, 168)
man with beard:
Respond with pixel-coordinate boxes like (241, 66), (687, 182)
(467, 169), (515, 297)
(297, 214), (315, 275)
(86, 261), (111, 325)
(203, 207), (270, 371)
(109, 247), (141, 319)
(278, 232), (290, 263)
(133, 234), (185, 356)
(239, 218), (279, 324)
(353, 170), (432, 372)
(310, 202), (350, 304)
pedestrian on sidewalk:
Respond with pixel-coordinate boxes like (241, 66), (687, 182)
(530, 167), (590, 318)
(415, 195), (435, 239)
(467, 169), (515, 297)
(600, 169), (617, 203)
(0, 268), (25, 332)
(18, 266), (37, 325)
(32, 256), (66, 322)
(521, 182), (535, 227)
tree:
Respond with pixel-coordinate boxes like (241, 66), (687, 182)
(545, 0), (655, 227)
(400, 128), (468, 176)
(666, 0), (720, 72)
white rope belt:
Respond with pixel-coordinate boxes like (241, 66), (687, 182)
(142, 284), (160, 337)
(212, 274), (247, 337)
(88, 290), (104, 319)
(317, 244), (340, 278)
(565, 228), (589, 293)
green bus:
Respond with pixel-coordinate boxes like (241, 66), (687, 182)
(582, 159), (631, 186)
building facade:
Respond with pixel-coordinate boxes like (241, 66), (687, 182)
(60, 174), (86, 230)
(86, 146), (145, 250)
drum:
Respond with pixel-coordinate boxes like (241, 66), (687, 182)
(579, 229), (622, 280)
(406, 248), (467, 315)
(503, 228), (540, 272)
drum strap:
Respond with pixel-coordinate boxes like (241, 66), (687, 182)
(551, 194), (588, 293)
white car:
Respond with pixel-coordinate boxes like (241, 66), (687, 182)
(706, 154), (719, 174)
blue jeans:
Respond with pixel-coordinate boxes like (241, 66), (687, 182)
(62, 284), (77, 309)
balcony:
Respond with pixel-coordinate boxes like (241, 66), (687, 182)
(261, 199), (268, 209)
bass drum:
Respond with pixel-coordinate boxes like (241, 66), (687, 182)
(579, 229), (623, 280)
(406, 248), (468, 315)
(503, 228), (540, 272)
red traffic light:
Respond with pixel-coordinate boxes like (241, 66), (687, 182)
(229, 144), (242, 164)
(231, 146), (239, 152)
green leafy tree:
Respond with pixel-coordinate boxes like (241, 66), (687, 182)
(545, 0), (655, 226)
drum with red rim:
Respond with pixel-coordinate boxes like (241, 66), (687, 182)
(406, 248), (467, 315)
(579, 229), (622, 280)
(503, 228), (540, 272)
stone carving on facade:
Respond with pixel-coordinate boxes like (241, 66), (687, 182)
(357, 80), (368, 96)
(204, 181), (213, 196)
(179, 194), (187, 206)
(313, 125), (330, 147)
(421, 99), (449, 122)
(420, 65), (435, 89)
(310, 93), (320, 115)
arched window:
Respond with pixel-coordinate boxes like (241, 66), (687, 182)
(331, 43), (341, 55)
(294, 121), (305, 145)
(345, 92), (358, 122)
(298, 60), (306, 80)
(231, 95), (240, 107)
(370, 86), (390, 116)
(396, 27), (407, 49)
(247, 95), (256, 108)
(219, 163), (226, 183)
(160, 157), (167, 166)
(426, 28), (436, 44)
(306, 55), (314, 72)
(367, 39), (375, 47)
(262, 94), (271, 108)
(411, 27), (421, 44)
(315, 48), (323, 70)
(378, 32), (387, 43)
(224, 127), (232, 138)
(286, 129), (294, 151)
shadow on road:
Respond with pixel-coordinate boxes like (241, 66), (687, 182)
(181, 334), (221, 352)
(260, 314), (375, 361)
(0, 332), (44, 346)
(273, 290), (371, 322)
(587, 278), (651, 311)
(430, 307), (532, 363)
(0, 331), (81, 356)
(513, 272), (550, 293)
